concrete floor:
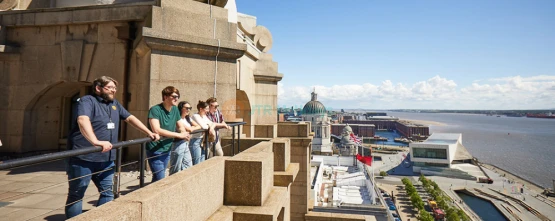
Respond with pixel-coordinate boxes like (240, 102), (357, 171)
(0, 160), (157, 221)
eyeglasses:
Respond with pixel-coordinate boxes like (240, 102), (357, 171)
(170, 95), (180, 99)
(104, 86), (117, 91)
(185, 107), (192, 110)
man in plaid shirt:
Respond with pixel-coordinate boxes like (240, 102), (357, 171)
(206, 97), (230, 156)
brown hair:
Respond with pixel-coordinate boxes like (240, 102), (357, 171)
(92, 76), (118, 91)
(161, 86), (180, 101)
(206, 97), (217, 105)
(196, 100), (208, 111)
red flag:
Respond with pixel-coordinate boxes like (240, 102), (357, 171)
(356, 154), (372, 166)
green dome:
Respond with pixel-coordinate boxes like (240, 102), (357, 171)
(302, 101), (327, 115)
(302, 90), (326, 115)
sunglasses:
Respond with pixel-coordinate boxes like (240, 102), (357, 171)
(184, 107), (192, 110)
(211, 105), (219, 108)
(170, 95), (180, 99)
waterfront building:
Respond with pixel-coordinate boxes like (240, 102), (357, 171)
(302, 90), (332, 155)
(344, 119), (429, 139)
(331, 124), (375, 138)
(410, 133), (477, 179)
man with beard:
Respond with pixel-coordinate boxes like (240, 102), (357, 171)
(66, 76), (160, 218)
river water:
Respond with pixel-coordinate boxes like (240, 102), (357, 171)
(384, 111), (555, 188)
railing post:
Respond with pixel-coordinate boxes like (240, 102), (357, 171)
(205, 130), (210, 160)
(231, 126), (236, 156)
(114, 147), (122, 198)
(237, 124), (241, 153)
(139, 142), (146, 188)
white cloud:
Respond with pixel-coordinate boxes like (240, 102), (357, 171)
(278, 75), (555, 109)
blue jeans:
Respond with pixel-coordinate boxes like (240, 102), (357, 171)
(147, 150), (170, 183)
(65, 158), (115, 219)
(169, 140), (192, 175)
(189, 137), (205, 165)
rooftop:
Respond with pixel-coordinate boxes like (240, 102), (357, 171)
(421, 133), (461, 145)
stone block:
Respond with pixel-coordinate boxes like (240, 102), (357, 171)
(69, 201), (141, 221)
(224, 151), (273, 206)
(242, 141), (272, 154)
(117, 157), (227, 221)
(206, 206), (234, 221)
(271, 138), (290, 171)
(160, 0), (228, 20)
(35, 11), (72, 26)
(274, 163), (299, 187)
(220, 137), (269, 156)
(278, 124), (309, 137)
(253, 124), (276, 138)
(232, 186), (288, 221)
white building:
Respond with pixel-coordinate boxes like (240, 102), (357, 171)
(302, 90), (332, 155)
(410, 133), (473, 173)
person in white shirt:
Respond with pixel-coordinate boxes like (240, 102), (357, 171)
(190, 100), (216, 165)
(169, 101), (201, 175)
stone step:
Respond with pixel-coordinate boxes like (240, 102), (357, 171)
(231, 186), (289, 221)
(274, 163), (299, 187)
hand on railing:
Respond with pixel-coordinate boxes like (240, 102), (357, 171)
(148, 132), (160, 141)
(96, 141), (113, 153)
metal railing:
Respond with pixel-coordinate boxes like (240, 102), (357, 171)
(0, 122), (245, 219)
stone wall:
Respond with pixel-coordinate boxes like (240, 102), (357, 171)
(71, 130), (309, 221)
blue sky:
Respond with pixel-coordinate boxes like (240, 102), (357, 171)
(236, 0), (555, 110)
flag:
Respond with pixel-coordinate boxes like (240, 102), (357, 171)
(356, 154), (372, 166)
(349, 133), (362, 145)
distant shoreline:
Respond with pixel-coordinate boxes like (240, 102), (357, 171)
(399, 118), (447, 127)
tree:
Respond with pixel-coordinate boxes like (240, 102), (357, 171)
(458, 209), (470, 221)
(380, 171), (388, 176)
(446, 212), (460, 221)
(419, 210), (434, 221)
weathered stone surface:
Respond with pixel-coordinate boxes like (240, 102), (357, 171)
(206, 206), (234, 221)
(117, 157), (227, 221)
(274, 163), (299, 187)
(69, 201), (141, 221)
(272, 138), (290, 171)
(278, 123), (310, 137)
(254, 124), (277, 138)
(305, 211), (376, 221)
(232, 186), (288, 221)
(224, 151), (273, 206)
(220, 138), (270, 156)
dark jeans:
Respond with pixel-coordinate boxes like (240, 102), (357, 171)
(146, 150), (170, 183)
(65, 158), (115, 219)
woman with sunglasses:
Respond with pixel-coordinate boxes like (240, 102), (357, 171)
(169, 101), (201, 175)
(190, 100), (216, 165)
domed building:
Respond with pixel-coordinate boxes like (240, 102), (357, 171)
(302, 90), (332, 155)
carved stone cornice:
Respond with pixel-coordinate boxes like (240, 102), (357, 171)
(253, 73), (283, 84)
(136, 27), (246, 59)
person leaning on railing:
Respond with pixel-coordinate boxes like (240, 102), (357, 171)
(191, 100), (216, 165)
(206, 97), (231, 157)
(169, 101), (202, 175)
(65, 76), (160, 219)
(147, 86), (191, 183)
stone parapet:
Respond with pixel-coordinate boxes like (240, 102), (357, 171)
(305, 211), (377, 221)
(224, 144), (274, 206)
(272, 138), (290, 171)
(254, 124), (277, 138)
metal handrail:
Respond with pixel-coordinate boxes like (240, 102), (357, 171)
(0, 122), (246, 195)
(0, 122), (246, 171)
